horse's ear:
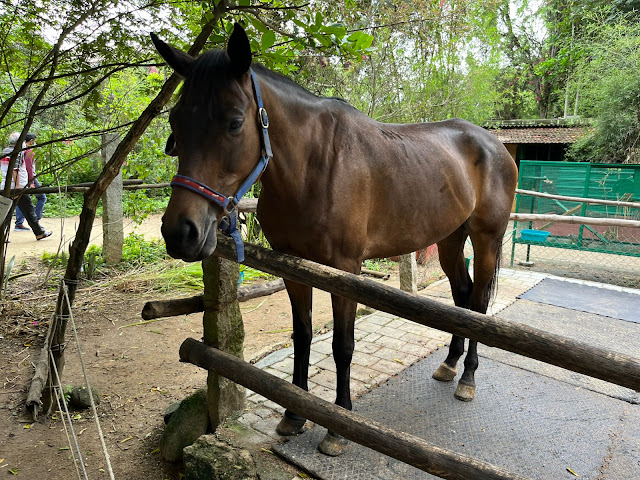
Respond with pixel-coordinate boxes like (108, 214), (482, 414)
(150, 32), (194, 78)
(227, 23), (252, 76)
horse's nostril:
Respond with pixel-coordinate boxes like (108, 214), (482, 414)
(181, 217), (199, 242)
(161, 216), (200, 250)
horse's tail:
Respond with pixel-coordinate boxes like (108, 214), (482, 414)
(487, 243), (502, 303)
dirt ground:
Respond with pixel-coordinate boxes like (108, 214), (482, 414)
(0, 215), (425, 479)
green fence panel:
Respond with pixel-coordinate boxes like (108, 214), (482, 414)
(512, 161), (640, 260)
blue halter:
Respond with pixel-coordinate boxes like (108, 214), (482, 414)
(170, 69), (272, 263)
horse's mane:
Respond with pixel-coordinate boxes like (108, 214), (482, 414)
(251, 63), (319, 99)
(180, 49), (353, 115)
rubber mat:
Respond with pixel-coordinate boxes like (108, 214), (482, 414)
(480, 299), (639, 403)
(274, 302), (640, 480)
(519, 278), (639, 323)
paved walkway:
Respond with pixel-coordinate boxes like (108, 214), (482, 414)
(234, 268), (638, 464)
(232, 267), (640, 478)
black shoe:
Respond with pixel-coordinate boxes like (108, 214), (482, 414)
(36, 231), (52, 240)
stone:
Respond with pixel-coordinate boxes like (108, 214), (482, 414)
(160, 389), (210, 462)
(164, 400), (181, 424)
(183, 434), (257, 480)
(69, 385), (100, 409)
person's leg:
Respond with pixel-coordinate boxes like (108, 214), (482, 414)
(14, 205), (26, 227)
(16, 194), (47, 238)
(34, 179), (46, 220)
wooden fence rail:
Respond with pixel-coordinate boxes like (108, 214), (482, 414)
(179, 337), (530, 480)
(516, 188), (640, 209)
(141, 279), (285, 320)
(509, 212), (640, 228)
(212, 236), (640, 392)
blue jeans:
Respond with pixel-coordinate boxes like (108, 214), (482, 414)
(16, 178), (46, 224)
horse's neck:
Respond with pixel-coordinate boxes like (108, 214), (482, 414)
(258, 79), (327, 201)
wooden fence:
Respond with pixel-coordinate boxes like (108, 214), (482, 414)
(166, 234), (640, 480)
(31, 181), (637, 477)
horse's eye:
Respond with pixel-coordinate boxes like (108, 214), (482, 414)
(229, 119), (244, 132)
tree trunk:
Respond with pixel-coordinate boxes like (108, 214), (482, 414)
(40, 3), (229, 413)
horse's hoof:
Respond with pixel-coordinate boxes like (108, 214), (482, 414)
(432, 363), (458, 382)
(275, 413), (306, 436)
(454, 382), (475, 402)
(318, 431), (349, 456)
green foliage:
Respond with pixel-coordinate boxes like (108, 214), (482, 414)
(296, 0), (505, 124)
(41, 193), (89, 218)
(41, 233), (167, 274)
(362, 258), (394, 273)
(566, 9), (640, 163)
(39, 189), (167, 220)
(40, 231), (270, 292)
(41, 250), (68, 269)
(123, 190), (169, 224)
(2, 255), (15, 297)
(120, 233), (168, 267)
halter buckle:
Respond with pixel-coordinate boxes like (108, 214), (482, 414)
(259, 107), (269, 129)
(223, 197), (238, 216)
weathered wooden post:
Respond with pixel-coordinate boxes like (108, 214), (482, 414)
(201, 255), (246, 428)
(100, 133), (123, 264)
(399, 252), (417, 294)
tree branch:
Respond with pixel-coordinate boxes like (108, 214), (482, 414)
(36, 64), (136, 111)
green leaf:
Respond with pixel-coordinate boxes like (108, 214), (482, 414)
(356, 34), (373, 50)
(261, 31), (276, 50)
(348, 31), (373, 50)
(210, 34), (225, 45)
(321, 24), (347, 37)
(249, 17), (268, 33)
(314, 34), (332, 48)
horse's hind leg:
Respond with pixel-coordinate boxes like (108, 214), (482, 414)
(454, 230), (503, 401)
(276, 280), (313, 435)
(432, 228), (473, 384)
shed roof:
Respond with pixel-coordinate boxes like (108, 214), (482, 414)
(489, 126), (591, 144)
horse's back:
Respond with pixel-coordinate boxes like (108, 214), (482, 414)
(338, 117), (517, 259)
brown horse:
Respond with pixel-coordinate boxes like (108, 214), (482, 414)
(152, 24), (518, 455)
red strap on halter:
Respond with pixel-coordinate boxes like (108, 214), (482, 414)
(169, 175), (230, 209)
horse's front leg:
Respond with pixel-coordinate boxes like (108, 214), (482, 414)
(276, 280), (313, 435)
(317, 291), (358, 456)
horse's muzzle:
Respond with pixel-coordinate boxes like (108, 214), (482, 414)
(161, 215), (218, 261)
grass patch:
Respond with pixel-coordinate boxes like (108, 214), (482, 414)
(41, 232), (272, 293)
(362, 258), (395, 273)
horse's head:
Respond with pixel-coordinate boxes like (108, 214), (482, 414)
(152, 24), (264, 261)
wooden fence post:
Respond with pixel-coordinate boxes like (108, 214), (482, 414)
(201, 256), (245, 429)
(399, 252), (417, 294)
(100, 133), (123, 264)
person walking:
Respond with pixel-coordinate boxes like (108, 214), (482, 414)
(1, 132), (51, 240)
(14, 132), (47, 230)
